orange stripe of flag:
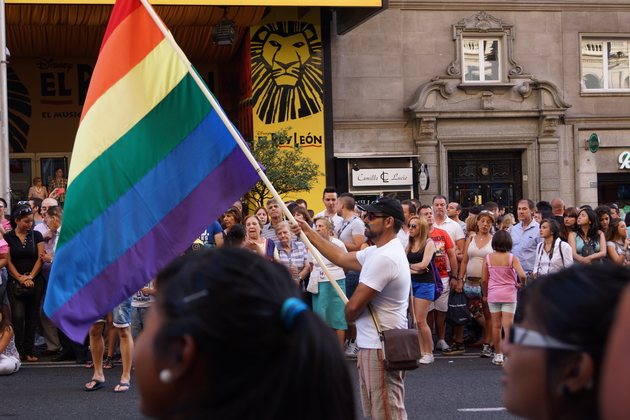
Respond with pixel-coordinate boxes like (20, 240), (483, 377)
(82, 3), (164, 122)
(100, 0), (143, 52)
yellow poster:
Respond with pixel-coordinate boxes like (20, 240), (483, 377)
(250, 7), (326, 213)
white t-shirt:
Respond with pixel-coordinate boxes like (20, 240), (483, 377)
(396, 228), (409, 250)
(132, 281), (156, 308)
(434, 217), (465, 243)
(355, 238), (411, 349)
(308, 237), (347, 281)
(314, 210), (344, 231)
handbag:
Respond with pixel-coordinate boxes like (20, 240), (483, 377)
(445, 290), (471, 327)
(366, 286), (421, 371)
(306, 275), (318, 294)
(11, 275), (35, 299)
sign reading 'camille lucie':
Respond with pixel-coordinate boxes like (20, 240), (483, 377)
(619, 151), (630, 169)
(352, 168), (414, 187)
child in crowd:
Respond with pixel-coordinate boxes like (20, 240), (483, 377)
(0, 301), (20, 375)
(481, 231), (526, 367)
(131, 279), (156, 341)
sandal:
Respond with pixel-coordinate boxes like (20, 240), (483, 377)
(85, 361), (94, 369)
(103, 356), (114, 369)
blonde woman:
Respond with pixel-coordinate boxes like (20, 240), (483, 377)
(406, 216), (436, 364)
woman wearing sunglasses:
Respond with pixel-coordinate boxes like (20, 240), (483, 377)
(502, 264), (629, 420)
(2, 205), (45, 362)
(406, 216), (436, 364)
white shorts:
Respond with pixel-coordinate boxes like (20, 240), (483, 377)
(429, 277), (450, 312)
(488, 302), (517, 314)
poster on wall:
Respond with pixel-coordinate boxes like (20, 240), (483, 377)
(8, 58), (95, 153)
(250, 7), (326, 212)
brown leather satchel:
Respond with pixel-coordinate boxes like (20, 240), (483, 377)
(367, 285), (421, 371)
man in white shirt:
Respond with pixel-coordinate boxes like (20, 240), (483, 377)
(314, 186), (343, 230)
(335, 193), (366, 358)
(432, 196), (465, 260)
(293, 197), (410, 420)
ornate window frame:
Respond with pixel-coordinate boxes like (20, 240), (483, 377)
(447, 12), (523, 82)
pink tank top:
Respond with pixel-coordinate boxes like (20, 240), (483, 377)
(486, 254), (518, 303)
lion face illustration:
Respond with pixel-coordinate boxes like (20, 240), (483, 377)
(251, 21), (324, 124)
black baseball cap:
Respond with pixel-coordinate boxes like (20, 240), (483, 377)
(357, 197), (405, 222)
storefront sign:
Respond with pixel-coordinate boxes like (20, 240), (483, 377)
(352, 168), (413, 187)
(619, 151), (630, 169)
(588, 133), (600, 153)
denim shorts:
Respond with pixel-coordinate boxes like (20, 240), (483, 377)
(112, 297), (133, 328)
(412, 281), (434, 301)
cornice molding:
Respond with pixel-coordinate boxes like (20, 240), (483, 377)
(564, 115), (630, 125)
(333, 119), (409, 130)
(389, 1), (630, 12)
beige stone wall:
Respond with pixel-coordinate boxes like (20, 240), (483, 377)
(331, 2), (630, 207)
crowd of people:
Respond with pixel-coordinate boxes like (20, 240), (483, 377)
(1, 182), (630, 420)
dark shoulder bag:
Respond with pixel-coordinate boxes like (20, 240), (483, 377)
(367, 285), (421, 371)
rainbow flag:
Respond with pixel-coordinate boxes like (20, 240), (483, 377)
(44, 0), (260, 342)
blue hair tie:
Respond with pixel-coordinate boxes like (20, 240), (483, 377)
(280, 297), (309, 329)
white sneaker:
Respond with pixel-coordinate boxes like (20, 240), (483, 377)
(345, 340), (359, 358)
(435, 339), (449, 351)
(492, 353), (504, 366)
(419, 353), (434, 364)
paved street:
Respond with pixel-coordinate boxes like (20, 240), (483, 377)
(1, 349), (522, 420)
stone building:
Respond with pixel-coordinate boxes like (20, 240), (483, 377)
(331, 1), (630, 213)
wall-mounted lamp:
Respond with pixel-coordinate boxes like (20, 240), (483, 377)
(351, 160), (360, 171)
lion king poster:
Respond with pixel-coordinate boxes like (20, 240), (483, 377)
(250, 7), (326, 212)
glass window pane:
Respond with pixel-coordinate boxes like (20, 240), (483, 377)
(9, 158), (32, 202)
(40, 157), (69, 190)
(483, 40), (499, 81)
(582, 41), (604, 89)
(607, 41), (629, 89)
(463, 39), (480, 81)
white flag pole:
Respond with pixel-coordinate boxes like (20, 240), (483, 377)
(139, 0), (348, 303)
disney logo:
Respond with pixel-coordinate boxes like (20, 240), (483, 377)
(35, 57), (74, 72)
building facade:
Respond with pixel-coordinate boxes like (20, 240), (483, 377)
(331, 1), (630, 212)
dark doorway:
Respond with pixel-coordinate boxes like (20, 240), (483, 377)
(448, 150), (523, 216)
(597, 173), (630, 208)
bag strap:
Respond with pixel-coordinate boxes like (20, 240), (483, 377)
(366, 282), (416, 360)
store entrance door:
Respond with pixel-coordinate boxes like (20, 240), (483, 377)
(448, 150), (523, 216)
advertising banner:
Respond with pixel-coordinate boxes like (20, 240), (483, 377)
(8, 58), (95, 152)
(250, 7), (326, 211)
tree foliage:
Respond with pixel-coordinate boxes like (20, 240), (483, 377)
(247, 127), (324, 209)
